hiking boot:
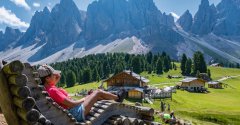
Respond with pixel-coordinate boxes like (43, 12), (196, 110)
(116, 89), (127, 102)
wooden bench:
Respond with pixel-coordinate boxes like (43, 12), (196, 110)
(0, 60), (161, 125)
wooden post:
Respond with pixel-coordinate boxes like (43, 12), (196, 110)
(13, 97), (36, 111)
(2, 60), (25, 75)
(10, 85), (30, 98)
(17, 108), (40, 123)
(8, 74), (28, 87)
(0, 70), (21, 125)
(121, 116), (130, 125)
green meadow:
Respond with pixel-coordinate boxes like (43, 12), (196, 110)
(65, 65), (240, 125)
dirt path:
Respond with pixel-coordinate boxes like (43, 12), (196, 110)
(218, 75), (240, 82)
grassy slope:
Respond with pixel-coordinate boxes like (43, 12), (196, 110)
(141, 65), (240, 125)
(65, 64), (240, 125)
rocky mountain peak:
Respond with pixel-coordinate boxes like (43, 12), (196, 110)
(4, 27), (22, 38)
(213, 0), (240, 36)
(84, 0), (174, 41)
(43, 7), (50, 14)
(191, 0), (217, 35)
(177, 10), (193, 31)
(200, 0), (209, 7)
(0, 27), (23, 50)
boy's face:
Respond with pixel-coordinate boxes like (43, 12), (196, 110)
(46, 74), (61, 86)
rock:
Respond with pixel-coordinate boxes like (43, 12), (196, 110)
(177, 10), (193, 31)
(84, 0), (175, 42)
(18, 0), (86, 61)
(191, 0), (217, 35)
(0, 27), (23, 51)
(213, 0), (240, 36)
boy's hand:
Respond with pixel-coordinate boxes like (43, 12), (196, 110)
(54, 73), (61, 82)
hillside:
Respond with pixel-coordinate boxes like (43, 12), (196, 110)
(65, 64), (240, 125)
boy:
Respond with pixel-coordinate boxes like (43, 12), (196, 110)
(37, 64), (127, 122)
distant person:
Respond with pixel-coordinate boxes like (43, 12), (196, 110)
(160, 101), (164, 112)
(38, 65), (127, 122)
(163, 102), (166, 112)
(169, 111), (177, 125)
(170, 111), (175, 119)
(163, 113), (171, 123)
(167, 103), (170, 112)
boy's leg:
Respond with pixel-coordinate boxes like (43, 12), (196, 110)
(96, 89), (118, 100)
(82, 90), (118, 116)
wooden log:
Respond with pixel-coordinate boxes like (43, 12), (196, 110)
(138, 120), (145, 125)
(136, 106), (154, 116)
(75, 122), (87, 125)
(91, 107), (105, 114)
(89, 111), (100, 118)
(106, 119), (118, 125)
(8, 74), (28, 87)
(86, 115), (96, 122)
(45, 120), (52, 125)
(121, 116), (131, 125)
(93, 103), (109, 109)
(46, 97), (54, 103)
(66, 113), (77, 122)
(2, 60), (25, 75)
(10, 85), (30, 98)
(38, 114), (47, 124)
(128, 118), (138, 125)
(96, 100), (114, 105)
(17, 108), (40, 123)
(13, 97), (36, 111)
(110, 116), (122, 124)
(142, 115), (154, 121)
(0, 70), (21, 125)
(43, 120), (53, 125)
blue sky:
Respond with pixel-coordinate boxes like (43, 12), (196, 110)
(0, 0), (221, 32)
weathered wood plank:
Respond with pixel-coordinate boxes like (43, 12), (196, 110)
(2, 60), (24, 75)
(17, 108), (40, 123)
(0, 70), (20, 125)
(8, 74), (28, 87)
(10, 85), (30, 98)
(13, 97), (36, 111)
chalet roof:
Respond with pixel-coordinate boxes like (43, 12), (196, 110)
(129, 88), (144, 93)
(124, 70), (150, 83)
(181, 77), (197, 82)
(104, 70), (150, 83)
(211, 63), (220, 66)
(208, 81), (221, 85)
(181, 77), (205, 82)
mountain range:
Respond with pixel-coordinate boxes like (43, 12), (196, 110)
(0, 0), (240, 65)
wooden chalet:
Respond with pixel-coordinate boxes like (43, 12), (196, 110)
(210, 63), (221, 67)
(104, 70), (149, 99)
(180, 77), (206, 92)
(208, 81), (223, 89)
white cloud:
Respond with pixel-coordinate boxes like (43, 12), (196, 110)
(33, 2), (40, 8)
(170, 12), (180, 22)
(10, 0), (31, 10)
(0, 7), (29, 30)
